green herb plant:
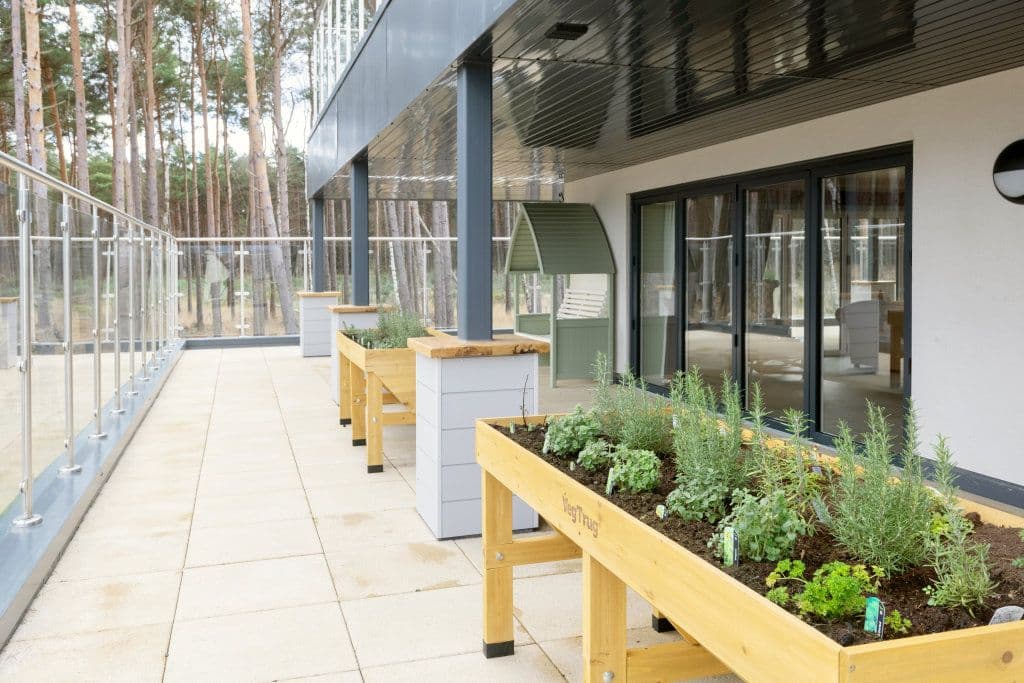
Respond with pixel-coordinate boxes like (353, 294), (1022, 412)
(923, 435), (996, 616)
(885, 610), (913, 635)
(609, 446), (661, 494)
(765, 559), (885, 622)
(345, 310), (428, 349)
(577, 439), (614, 473)
(590, 353), (672, 453)
(829, 402), (934, 574)
(667, 370), (747, 523)
(665, 468), (731, 523)
(711, 488), (808, 563)
(542, 405), (601, 458)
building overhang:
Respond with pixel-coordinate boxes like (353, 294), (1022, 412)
(307, 0), (1024, 202)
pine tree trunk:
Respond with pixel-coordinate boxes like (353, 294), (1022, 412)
(24, 0), (54, 336)
(142, 0), (159, 225)
(68, 0), (90, 193)
(44, 62), (69, 184)
(187, 49), (204, 329)
(195, 0), (223, 336)
(271, 0), (291, 263)
(241, 0), (297, 333)
(11, 0), (28, 163)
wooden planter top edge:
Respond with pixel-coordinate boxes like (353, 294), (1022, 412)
(328, 305), (379, 314)
(408, 333), (550, 359)
(476, 417), (1024, 683)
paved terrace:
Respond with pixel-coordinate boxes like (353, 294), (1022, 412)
(0, 347), (735, 682)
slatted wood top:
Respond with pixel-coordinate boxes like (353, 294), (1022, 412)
(328, 305), (379, 314)
(0, 297), (17, 304)
(297, 291), (343, 298)
(408, 333), (550, 359)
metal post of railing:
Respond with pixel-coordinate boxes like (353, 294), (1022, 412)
(13, 173), (41, 528)
(157, 234), (166, 359)
(110, 218), (124, 414)
(175, 245), (184, 339)
(59, 193), (81, 476)
(90, 206), (107, 439)
(138, 229), (150, 382)
(125, 222), (138, 398)
(155, 234), (162, 359)
(235, 242), (250, 336)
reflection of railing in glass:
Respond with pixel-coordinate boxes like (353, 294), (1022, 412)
(173, 236), (515, 337)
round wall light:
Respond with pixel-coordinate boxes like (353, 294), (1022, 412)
(993, 140), (1024, 204)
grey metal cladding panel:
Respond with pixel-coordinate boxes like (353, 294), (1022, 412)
(386, 0), (457, 117)
(307, 0), (521, 196)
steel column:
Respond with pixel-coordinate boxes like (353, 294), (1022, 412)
(456, 60), (493, 341)
(350, 158), (370, 306)
(311, 197), (326, 292)
(13, 174), (41, 527)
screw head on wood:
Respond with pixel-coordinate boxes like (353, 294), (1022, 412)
(495, 552), (504, 561)
(603, 672), (614, 683)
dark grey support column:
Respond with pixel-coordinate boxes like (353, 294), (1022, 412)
(456, 60), (492, 341)
(351, 157), (370, 306)
(311, 197), (326, 292)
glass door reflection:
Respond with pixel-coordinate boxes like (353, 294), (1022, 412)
(744, 179), (806, 414)
(638, 201), (678, 387)
(820, 166), (906, 438)
(684, 193), (733, 396)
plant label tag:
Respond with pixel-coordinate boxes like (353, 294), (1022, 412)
(722, 526), (738, 566)
(811, 496), (831, 524)
(569, 461), (576, 472)
(864, 596), (885, 638)
(655, 504), (668, 520)
(605, 468), (617, 496)
(672, 415), (679, 429)
(811, 464), (823, 475)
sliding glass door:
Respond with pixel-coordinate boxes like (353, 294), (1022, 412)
(819, 166), (907, 438)
(632, 146), (910, 444)
(638, 201), (678, 387)
(744, 179), (807, 414)
(684, 192), (734, 397)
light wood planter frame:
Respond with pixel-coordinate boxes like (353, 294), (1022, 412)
(476, 416), (1024, 683)
(335, 331), (428, 472)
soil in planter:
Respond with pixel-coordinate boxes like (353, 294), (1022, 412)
(501, 423), (1024, 646)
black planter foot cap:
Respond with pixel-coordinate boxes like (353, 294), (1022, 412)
(339, 418), (351, 426)
(652, 615), (673, 633)
(352, 438), (366, 447)
(367, 465), (384, 473)
(483, 640), (514, 658)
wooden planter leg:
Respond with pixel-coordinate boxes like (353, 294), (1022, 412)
(366, 372), (384, 473)
(351, 367), (367, 447)
(338, 356), (352, 426)
(583, 553), (626, 683)
(482, 471), (514, 658)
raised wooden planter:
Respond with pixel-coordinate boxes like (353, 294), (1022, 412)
(476, 416), (1024, 683)
(336, 329), (444, 472)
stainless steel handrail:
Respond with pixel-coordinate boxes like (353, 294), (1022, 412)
(0, 150), (171, 239)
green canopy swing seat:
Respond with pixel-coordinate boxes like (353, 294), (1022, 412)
(506, 203), (616, 388)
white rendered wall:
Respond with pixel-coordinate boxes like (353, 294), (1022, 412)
(565, 66), (1024, 486)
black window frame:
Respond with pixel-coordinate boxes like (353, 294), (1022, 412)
(629, 143), (912, 444)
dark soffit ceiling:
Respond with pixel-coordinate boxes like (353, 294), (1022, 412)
(321, 0), (1024, 200)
